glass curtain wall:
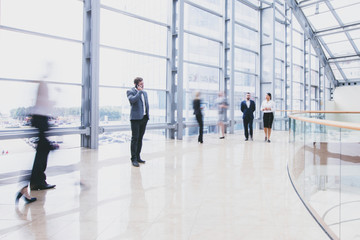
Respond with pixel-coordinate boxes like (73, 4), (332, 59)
(0, 0), (83, 149)
(0, 0), (335, 148)
(183, 0), (223, 136)
(233, 0), (260, 131)
(0, 0), (83, 130)
(99, 0), (169, 126)
(285, 3), (324, 113)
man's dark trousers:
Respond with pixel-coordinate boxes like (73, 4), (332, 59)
(130, 115), (148, 162)
(243, 117), (253, 139)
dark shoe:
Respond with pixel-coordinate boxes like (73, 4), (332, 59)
(250, 137), (253, 141)
(219, 137), (225, 139)
(267, 139), (271, 143)
(132, 161), (140, 167)
(245, 138), (248, 141)
(24, 197), (37, 204)
(31, 183), (56, 191)
(265, 137), (267, 142)
(138, 159), (146, 164)
(15, 192), (37, 204)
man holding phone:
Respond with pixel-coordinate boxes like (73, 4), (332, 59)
(127, 77), (149, 167)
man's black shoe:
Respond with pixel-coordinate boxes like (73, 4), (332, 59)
(245, 138), (249, 141)
(31, 183), (56, 191)
(132, 161), (140, 167)
(137, 159), (146, 164)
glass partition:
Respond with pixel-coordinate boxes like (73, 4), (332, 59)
(289, 112), (360, 239)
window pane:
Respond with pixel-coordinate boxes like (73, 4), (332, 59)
(190, 0), (223, 13)
(234, 73), (256, 94)
(235, 24), (258, 51)
(185, 3), (222, 40)
(0, 81), (81, 128)
(293, 31), (303, 47)
(235, 2), (258, 29)
(184, 63), (219, 91)
(0, 30), (82, 84)
(99, 48), (166, 90)
(99, 87), (166, 125)
(293, 48), (303, 66)
(0, 0), (83, 40)
(100, 9), (168, 57)
(184, 33), (220, 66)
(234, 49), (256, 73)
(101, 0), (169, 24)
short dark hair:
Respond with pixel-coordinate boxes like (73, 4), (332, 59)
(267, 93), (272, 100)
(134, 77), (143, 85)
(246, 92), (251, 95)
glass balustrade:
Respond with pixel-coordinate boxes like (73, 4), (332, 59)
(288, 112), (360, 240)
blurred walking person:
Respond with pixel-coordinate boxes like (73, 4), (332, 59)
(241, 92), (256, 141)
(216, 91), (228, 139)
(29, 80), (56, 190)
(16, 80), (56, 204)
(193, 92), (204, 143)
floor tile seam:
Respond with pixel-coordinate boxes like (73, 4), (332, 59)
(138, 207), (171, 239)
(186, 177), (216, 240)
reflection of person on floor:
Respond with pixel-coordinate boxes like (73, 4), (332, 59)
(126, 167), (147, 238)
(30, 80), (56, 191)
(16, 190), (48, 237)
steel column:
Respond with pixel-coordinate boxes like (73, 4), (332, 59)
(81, 0), (100, 149)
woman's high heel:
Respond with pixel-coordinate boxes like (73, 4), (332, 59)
(15, 191), (37, 204)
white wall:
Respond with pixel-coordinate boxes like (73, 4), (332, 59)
(325, 85), (360, 122)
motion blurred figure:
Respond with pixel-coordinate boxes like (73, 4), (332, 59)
(215, 91), (228, 139)
(16, 79), (56, 204)
(193, 92), (204, 143)
(29, 80), (56, 190)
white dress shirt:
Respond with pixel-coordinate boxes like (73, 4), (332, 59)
(246, 100), (250, 108)
(261, 100), (275, 113)
(136, 89), (146, 115)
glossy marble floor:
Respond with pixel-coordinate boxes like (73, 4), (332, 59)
(0, 131), (329, 240)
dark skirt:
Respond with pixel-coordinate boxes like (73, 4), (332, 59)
(263, 112), (274, 128)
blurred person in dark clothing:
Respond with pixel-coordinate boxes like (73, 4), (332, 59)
(193, 92), (204, 143)
(16, 80), (56, 204)
(29, 80), (56, 190)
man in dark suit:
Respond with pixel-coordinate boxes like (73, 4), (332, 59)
(127, 77), (149, 167)
(241, 92), (256, 141)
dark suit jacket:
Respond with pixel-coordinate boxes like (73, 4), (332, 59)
(193, 99), (202, 116)
(127, 87), (149, 120)
(241, 100), (255, 119)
